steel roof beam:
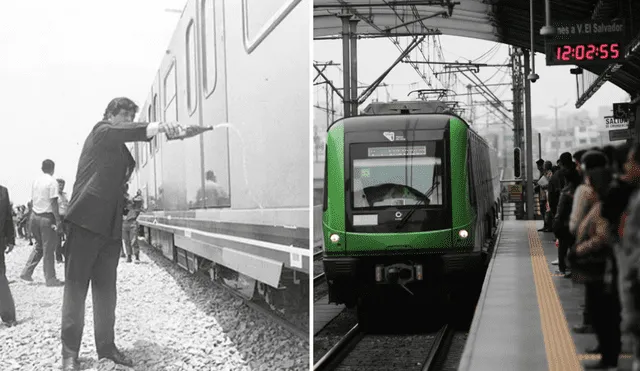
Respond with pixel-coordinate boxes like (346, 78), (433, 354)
(313, 64), (345, 100)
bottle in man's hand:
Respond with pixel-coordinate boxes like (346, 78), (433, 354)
(165, 125), (213, 141)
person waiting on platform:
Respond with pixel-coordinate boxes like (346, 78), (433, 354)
(552, 164), (580, 278)
(568, 150), (621, 370)
(536, 160), (551, 232)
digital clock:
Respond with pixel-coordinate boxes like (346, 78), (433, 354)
(549, 42), (622, 65)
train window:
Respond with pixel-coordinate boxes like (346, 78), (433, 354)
(164, 62), (178, 123)
(202, 0), (217, 96)
(186, 21), (197, 115)
(468, 138), (477, 207)
(241, 0), (299, 53)
(350, 142), (445, 209)
(322, 144), (328, 212)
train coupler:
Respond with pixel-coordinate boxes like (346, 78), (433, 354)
(374, 263), (423, 286)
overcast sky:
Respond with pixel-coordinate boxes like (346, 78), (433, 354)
(313, 35), (627, 128)
(0, 0), (187, 205)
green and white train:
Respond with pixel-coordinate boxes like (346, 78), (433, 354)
(322, 100), (501, 309)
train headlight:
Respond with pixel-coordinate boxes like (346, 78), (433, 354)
(458, 229), (469, 239)
(330, 234), (340, 243)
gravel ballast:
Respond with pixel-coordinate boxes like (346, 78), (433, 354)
(0, 237), (309, 371)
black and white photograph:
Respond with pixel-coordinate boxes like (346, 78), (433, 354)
(0, 0), (310, 370)
(312, 1), (640, 371)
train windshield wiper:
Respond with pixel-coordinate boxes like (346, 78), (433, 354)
(395, 181), (439, 230)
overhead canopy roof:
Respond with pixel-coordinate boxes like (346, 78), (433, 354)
(315, 0), (498, 41)
(314, 0), (640, 103)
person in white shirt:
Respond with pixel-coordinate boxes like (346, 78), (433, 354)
(19, 159), (64, 286)
(56, 178), (70, 263)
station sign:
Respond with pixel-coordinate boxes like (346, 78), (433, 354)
(545, 20), (626, 66)
(507, 184), (523, 202)
(604, 116), (628, 129)
(609, 128), (635, 141)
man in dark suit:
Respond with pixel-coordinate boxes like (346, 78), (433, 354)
(0, 185), (17, 327)
(60, 97), (184, 371)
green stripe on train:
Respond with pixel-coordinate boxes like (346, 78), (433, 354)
(450, 117), (475, 249)
(323, 122), (345, 253)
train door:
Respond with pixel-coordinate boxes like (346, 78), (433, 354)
(199, 0), (230, 210)
(159, 2), (203, 212)
(149, 80), (163, 211)
(221, 0), (308, 210)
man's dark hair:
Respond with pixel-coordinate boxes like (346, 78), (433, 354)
(56, 178), (65, 185)
(103, 97), (139, 120)
(42, 159), (55, 173)
(544, 161), (553, 171)
(559, 152), (573, 168)
(573, 149), (587, 163)
(536, 159), (545, 166)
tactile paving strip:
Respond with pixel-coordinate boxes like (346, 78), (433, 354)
(527, 221), (582, 371)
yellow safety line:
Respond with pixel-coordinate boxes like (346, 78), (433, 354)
(527, 221), (582, 371)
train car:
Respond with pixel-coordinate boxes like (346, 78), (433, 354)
(126, 0), (310, 314)
(321, 100), (500, 314)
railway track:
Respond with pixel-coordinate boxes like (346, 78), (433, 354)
(314, 324), (455, 371)
(141, 240), (308, 341)
(314, 249), (327, 286)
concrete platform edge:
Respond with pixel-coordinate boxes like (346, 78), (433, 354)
(457, 221), (504, 371)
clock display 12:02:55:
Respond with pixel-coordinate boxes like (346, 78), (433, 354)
(555, 43), (621, 61)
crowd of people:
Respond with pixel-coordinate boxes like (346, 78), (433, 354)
(536, 143), (640, 370)
(0, 97), (185, 370)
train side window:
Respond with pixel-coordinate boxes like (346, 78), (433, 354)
(202, 0), (217, 96)
(164, 63), (178, 124)
(241, 0), (298, 53)
(468, 138), (476, 207)
(186, 20), (197, 115)
(152, 94), (160, 153)
(322, 144), (328, 212)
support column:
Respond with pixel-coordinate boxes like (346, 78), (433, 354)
(339, 14), (352, 118)
(349, 19), (359, 116)
(523, 49), (535, 220)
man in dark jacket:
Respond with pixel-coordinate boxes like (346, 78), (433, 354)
(60, 97), (185, 371)
(0, 185), (17, 327)
(548, 152), (573, 224)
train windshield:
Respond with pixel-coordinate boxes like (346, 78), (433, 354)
(351, 141), (445, 209)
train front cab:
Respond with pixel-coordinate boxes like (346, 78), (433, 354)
(322, 115), (497, 308)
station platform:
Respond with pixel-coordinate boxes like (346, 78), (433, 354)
(459, 220), (634, 371)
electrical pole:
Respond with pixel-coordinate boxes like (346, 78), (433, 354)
(550, 99), (568, 160)
(523, 49), (534, 221)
